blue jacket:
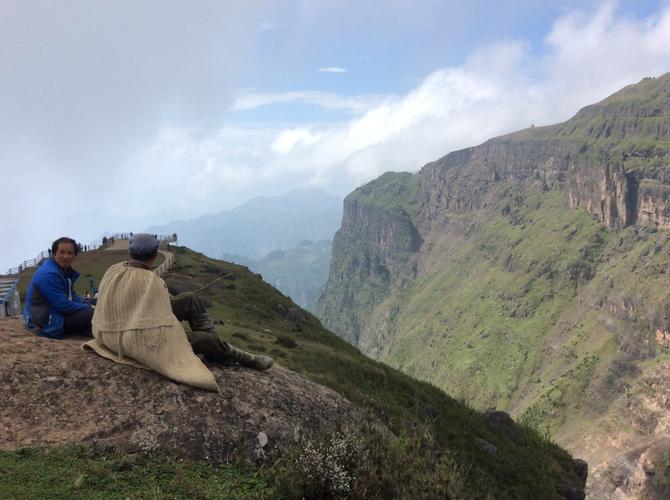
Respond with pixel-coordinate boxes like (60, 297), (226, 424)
(23, 257), (91, 339)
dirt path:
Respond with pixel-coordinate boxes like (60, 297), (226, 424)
(104, 239), (129, 251)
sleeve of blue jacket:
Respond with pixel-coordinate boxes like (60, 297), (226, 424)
(39, 273), (92, 314)
(71, 288), (84, 304)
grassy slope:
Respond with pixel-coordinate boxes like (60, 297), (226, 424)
(327, 75), (670, 441)
(166, 246), (583, 498)
(2, 245), (584, 499)
(510, 75), (670, 171)
(364, 186), (605, 406)
(0, 446), (273, 499)
(360, 180), (670, 439)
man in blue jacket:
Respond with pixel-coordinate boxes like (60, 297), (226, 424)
(23, 237), (94, 339)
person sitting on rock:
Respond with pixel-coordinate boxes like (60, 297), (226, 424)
(84, 233), (272, 392)
(23, 237), (94, 339)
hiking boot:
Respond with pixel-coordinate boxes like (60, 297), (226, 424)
(225, 344), (274, 371)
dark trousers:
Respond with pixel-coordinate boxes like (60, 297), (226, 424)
(64, 307), (94, 336)
(170, 293), (207, 323)
(170, 293), (230, 361)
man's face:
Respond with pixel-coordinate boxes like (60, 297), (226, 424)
(54, 242), (76, 269)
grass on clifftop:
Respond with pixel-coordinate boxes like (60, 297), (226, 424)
(0, 446), (273, 499)
(349, 171), (421, 219)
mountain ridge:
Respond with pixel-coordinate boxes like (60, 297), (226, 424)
(317, 73), (670, 498)
(147, 187), (343, 260)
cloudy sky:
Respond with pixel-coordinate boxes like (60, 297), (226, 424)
(1, 0), (670, 270)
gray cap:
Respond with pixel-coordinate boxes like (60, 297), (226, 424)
(129, 233), (159, 261)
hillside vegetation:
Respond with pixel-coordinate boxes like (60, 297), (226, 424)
(3, 246), (585, 499)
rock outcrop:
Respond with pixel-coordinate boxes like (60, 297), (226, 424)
(565, 161), (631, 229)
(569, 359), (670, 500)
(0, 319), (365, 462)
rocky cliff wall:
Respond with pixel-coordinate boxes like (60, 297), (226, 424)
(317, 184), (421, 344)
(320, 74), (670, 344)
(637, 181), (670, 228)
(564, 161), (632, 229)
(417, 141), (670, 237)
(416, 139), (573, 232)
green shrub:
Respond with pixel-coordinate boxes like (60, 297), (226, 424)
(274, 424), (468, 499)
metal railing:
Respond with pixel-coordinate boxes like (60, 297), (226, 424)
(3, 251), (50, 277)
(2, 245), (101, 277)
(0, 278), (20, 318)
(103, 233), (177, 245)
(154, 250), (175, 277)
(2, 234), (177, 277)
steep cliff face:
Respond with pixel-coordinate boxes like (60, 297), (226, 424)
(637, 180), (670, 228)
(317, 74), (670, 497)
(319, 75), (670, 353)
(564, 161), (631, 229)
(417, 139), (572, 232)
(417, 74), (670, 233)
(318, 172), (422, 344)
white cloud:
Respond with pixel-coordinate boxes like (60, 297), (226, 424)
(317, 66), (348, 73)
(4, 1), (670, 270)
(231, 90), (381, 113)
(115, 1), (670, 226)
(111, 126), (278, 218)
(251, 2), (670, 188)
(271, 128), (321, 155)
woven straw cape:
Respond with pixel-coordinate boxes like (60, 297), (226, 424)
(83, 262), (219, 392)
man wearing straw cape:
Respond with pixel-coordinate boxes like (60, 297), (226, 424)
(84, 233), (272, 391)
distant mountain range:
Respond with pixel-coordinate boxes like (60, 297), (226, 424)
(147, 188), (342, 260)
(223, 239), (332, 312)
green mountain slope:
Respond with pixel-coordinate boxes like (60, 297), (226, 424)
(166, 246), (588, 498)
(316, 74), (670, 484)
(5, 245), (589, 498)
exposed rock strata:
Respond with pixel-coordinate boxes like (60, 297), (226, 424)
(319, 75), (670, 340)
(565, 162), (631, 229)
(570, 361), (670, 500)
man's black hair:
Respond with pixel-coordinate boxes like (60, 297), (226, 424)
(129, 233), (159, 262)
(52, 237), (80, 255)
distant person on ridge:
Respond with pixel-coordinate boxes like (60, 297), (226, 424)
(84, 233), (273, 392)
(23, 237), (94, 339)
